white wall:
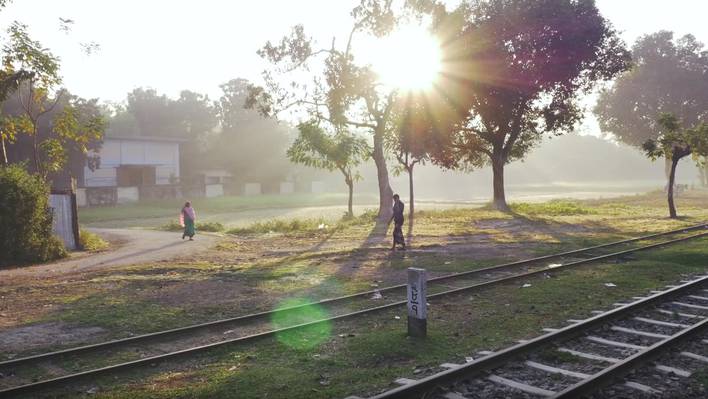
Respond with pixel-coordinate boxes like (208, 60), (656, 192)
(84, 138), (180, 187)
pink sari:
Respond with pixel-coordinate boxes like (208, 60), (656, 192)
(179, 206), (196, 227)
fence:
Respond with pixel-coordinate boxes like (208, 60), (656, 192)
(49, 188), (80, 250)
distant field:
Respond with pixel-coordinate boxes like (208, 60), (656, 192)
(79, 193), (379, 228)
(79, 182), (668, 229)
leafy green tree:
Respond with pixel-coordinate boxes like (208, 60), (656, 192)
(2, 91), (106, 184)
(643, 114), (708, 218)
(248, 0), (414, 221)
(0, 69), (32, 165)
(0, 164), (66, 266)
(387, 95), (445, 225)
(1, 22), (63, 176)
(418, 0), (630, 211)
(288, 121), (369, 217)
(595, 31), (708, 182)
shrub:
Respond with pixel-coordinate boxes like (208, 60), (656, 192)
(161, 220), (183, 232)
(227, 218), (328, 235)
(161, 220), (225, 233)
(198, 221), (225, 232)
(0, 165), (67, 266)
(79, 229), (109, 252)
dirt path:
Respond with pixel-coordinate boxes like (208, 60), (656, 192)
(0, 228), (220, 277)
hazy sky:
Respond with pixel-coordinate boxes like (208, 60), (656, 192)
(0, 0), (706, 130)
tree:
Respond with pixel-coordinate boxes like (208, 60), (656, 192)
(248, 0), (414, 221)
(419, 0), (630, 211)
(288, 121), (369, 217)
(1, 22), (63, 176)
(0, 164), (66, 266)
(0, 69), (32, 165)
(214, 79), (292, 187)
(595, 31), (708, 182)
(643, 114), (708, 218)
(387, 94), (445, 226)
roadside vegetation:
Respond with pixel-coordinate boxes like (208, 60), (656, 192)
(0, 165), (66, 267)
(79, 229), (109, 252)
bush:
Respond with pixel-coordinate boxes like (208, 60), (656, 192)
(198, 221), (225, 232)
(160, 220), (225, 233)
(0, 165), (67, 266)
(161, 220), (183, 232)
(80, 229), (109, 252)
(227, 218), (329, 235)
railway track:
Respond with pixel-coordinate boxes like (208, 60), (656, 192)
(1, 223), (707, 397)
(366, 275), (708, 399)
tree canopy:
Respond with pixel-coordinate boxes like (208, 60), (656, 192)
(420, 0), (631, 210)
(107, 80), (293, 187)
(643, 114), (708, 218)
(288, 121), (369, 216)
(595, 31), (708, 148)
(248, 0), (423, 220)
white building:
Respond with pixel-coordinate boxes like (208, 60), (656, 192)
(80, 136), (183, 205)
(83, 136), (182, 187)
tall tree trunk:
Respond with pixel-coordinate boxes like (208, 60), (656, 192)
(667, 157), (679, 219)
(698, 162), (707, 187)
(703, 161), (708, 187)
(664, 157), (672, 184)
(346, 178), (354, 218)
(373, 128), (393, 221)
(408, 165), (414, 221)
(0, 135), (7, 166)
(491, 151), (509, 212)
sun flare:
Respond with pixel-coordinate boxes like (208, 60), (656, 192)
(370, 23), (442, 91)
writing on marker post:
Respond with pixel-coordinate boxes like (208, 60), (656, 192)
(407, 267), (427, 338)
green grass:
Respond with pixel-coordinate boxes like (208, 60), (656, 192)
(226, 209), (378, 235)
(161, 220), (225, 232)
(79, 193), (378, 225)
(79, 229), (109, 252)
(55, 295), (188, 333)
(510, 199), (597, 216)
(74, 239), (708, 399)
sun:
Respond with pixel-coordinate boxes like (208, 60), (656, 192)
(370, 23), (442, 91)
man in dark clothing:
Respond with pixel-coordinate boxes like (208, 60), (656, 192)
(390, 194), (406, 250)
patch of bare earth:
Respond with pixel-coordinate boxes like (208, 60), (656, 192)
(0, 321), (106, 356)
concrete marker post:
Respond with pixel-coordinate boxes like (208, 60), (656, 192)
(407, 267), (427, 338)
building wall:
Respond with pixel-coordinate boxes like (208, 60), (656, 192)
(83, 139), (180, 187)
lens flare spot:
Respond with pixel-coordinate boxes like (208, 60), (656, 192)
(271, 297), (332, 350)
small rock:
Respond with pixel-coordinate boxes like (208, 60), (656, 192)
(228, 366), (237, 371)
(521, 284), (532, 288)
(86, 387), (98, 394)
(394, 316), (401, 320)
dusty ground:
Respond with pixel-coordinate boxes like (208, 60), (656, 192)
(0, 228), (219, 278)
(0, 192), (706, 359)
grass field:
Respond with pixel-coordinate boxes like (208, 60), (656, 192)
(2, 189), (708, 397)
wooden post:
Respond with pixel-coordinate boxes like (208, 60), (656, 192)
(70, 178), (82, 250)
(407, 267), (427, 338)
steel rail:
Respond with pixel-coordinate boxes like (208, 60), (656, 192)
(2, 223), (704, 371)
(1, 230), (707, 397)
(552, 317), (708, 398)
(368, 274), (708, 399)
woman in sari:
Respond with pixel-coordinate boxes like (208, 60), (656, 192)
(180, 201), (196, 240)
